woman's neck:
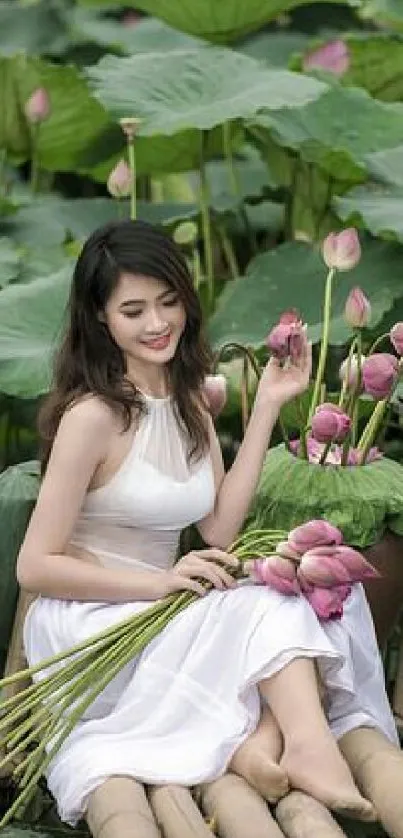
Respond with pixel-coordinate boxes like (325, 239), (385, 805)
(125, 360), (170, 399)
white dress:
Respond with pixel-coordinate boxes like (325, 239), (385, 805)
(23, 394), (398, 826)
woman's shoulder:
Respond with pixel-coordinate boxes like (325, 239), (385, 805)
(60, 394), (118, 438)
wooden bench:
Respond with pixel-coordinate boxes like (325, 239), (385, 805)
(3, 591), (403, 838)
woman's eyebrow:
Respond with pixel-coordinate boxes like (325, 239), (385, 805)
(119, 290), (174, 308)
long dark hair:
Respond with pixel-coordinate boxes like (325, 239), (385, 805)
(39, 219), (212, 471)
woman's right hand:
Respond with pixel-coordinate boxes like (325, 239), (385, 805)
(157, 549), (240, 597)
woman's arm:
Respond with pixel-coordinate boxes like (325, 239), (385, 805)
(17, 399), (170, 602)
(197, 341), (312, 549)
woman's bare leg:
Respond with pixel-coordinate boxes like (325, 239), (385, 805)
(229, 702), (289, 803)
(259, 658), (376, 822)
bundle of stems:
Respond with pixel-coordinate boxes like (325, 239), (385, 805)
(0, 528), (286, 828)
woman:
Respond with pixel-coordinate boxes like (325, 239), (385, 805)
(18, 220), (396, 829)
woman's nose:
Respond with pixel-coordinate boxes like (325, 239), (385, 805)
(145, 308), (168, 332)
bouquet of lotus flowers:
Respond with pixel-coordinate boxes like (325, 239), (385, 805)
(0, 521), (376, 826)
(238, 228), (403, 548)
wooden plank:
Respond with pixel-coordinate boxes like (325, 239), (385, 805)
(197, 773), (285, 838)
(275, 792), (347, 838)
(149, 785), (213, 838)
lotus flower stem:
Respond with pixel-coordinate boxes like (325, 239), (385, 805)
(217, 222), (239, 280)
(30, 124), (40, 194)
(368, 332), (391, 356)
(127, 138), (137, 220)
(319, 441), (332, 466)
(338, 336), (358, 409)
(307, 267), (335, 425)
(357, 400), (387, 463)
(191, 246), (202, 291)
(199, 131), (214, 307)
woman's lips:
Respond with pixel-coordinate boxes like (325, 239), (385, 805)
(141, 333), (171, 350)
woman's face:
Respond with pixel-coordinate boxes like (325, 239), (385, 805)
(103, 272), (186, 371)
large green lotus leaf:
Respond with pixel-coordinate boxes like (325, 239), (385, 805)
(0, 57), (31, 159)
(77, 0), (353, 43)
(0, 0), (69, 57)
(188, 154), (276, 215)
(239, 31), (310, 67)
(365, 145), (403, 186)
(0, 461), (39, 666)
(0, 265), (72, 398)
(0, 237), (21, 288)
(251, 86), (403, 183)
(73, 10), (201, 54)
(76, 121), (243, 180)
(247, 445), (403, 547)
(14, 56), (112, 173)
(334, 183), (403, 243)
(208, 239), (403, 349)
(86, 47), (326, 136)
(1, 196), (199, 248)
(340, 35), (403, 102)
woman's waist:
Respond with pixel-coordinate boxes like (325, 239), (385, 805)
(68, 520), (180, 573)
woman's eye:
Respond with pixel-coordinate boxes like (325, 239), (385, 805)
(163, 296), (179, 307)
(125, 310), (142, 318)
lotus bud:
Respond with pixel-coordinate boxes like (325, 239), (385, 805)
(107, 159), (132, 198)
(333, 545), (379, 582)
(202, 374), (227, 418)
(275, 541), (301, 562)
(266, 310), (304, 363)
(24, 87), (50, 124)
(311, 403), (351, 444)
(250, 555), (300, 596)
(322, 229), (361, 272)
(362, 353), (399, 400)
(364, 446), (382, 464)
(298, 548), (351, 587)
(119, 117), (142, 141)
(390, 322), (403, 356)
(344, 287), (371, 329)
(173, 221), (198, 247)
(339, 354), (366, 390)
(303, 583), (351, 621)
(288, 519), (343, 554)
(303, 40), (350, 77)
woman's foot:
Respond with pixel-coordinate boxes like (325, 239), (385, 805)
(281, 732), (376, 822)
(229, 708), (289, 803)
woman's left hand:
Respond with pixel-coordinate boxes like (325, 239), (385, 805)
(256, 334), (312, 409)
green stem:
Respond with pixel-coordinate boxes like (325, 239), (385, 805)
(338, 336), (358, 409)
(357, 400), (387, 464)
(222, 122), (256, 253)
(30, 124), (40, 195)
(199, 130), (214, 308)
(191, 246), (202, 292)
(307, 267), (336, 425)
(128, 138), (137, 220)
(217, 222), (239, 280)
(367, 332), (390, 356)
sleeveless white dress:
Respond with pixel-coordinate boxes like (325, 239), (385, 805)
(23, 394), (398, 826)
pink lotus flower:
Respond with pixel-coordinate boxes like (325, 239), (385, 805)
(344, 287), (371, 329)
(333, 545), (379, 582)
(298, 544), (378, 588)
(362, 353), (399, 400)
(303, 583), (352, 621)
(202, 374), (227, 418)
(311, 403), (351, 444)
(303, 40), (350, 77)
(250, 556), (300, 596)
(339, 354), (365, 391)
(275, 540), (301, 562)
(298, 548), (351, 587)
(390, 323), (403, 356)
(288, 520), (343, 554)
(322, 229), (361, 272)
(107, 160), (132, 198)
(266, 310), (304, 362)
(24, 87), (50, 124)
